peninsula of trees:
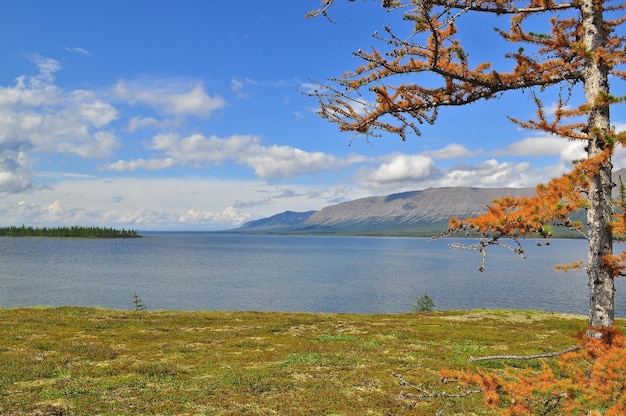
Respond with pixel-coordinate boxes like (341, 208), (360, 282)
(0, 225), (140, 238)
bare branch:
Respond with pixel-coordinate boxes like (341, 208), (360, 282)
(392, 372), (482, 399)
(305, 0), (336, 23)
(467, 345), (581, 362)
(450, 237), (528, 272)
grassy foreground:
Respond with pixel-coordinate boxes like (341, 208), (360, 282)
(1, 308), (623, 415)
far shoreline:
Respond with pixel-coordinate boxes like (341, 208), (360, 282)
(0, 225), (141, 239)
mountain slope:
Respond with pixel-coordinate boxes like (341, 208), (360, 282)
(306, 187), (535, 226)
(236, 187), (536, 235)
(234, 169), (626, 236)
(237, 210), (316, 232)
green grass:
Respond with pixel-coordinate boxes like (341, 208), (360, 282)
(0, 307), (622, 415)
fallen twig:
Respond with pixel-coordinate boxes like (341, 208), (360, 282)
(392, 372), (482, 399)
(467, 345), (581, 362)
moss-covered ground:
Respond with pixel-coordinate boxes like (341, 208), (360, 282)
(1, 307), (622, 415)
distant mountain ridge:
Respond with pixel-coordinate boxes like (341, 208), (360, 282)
(237, 210), (317, 232)
(235, 170), (626, 236)
(236, 186), (536, 235)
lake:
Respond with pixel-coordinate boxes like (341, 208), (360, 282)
(0, 233), (624, 317)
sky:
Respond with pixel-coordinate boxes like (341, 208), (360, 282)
(0, 1), (625, 231)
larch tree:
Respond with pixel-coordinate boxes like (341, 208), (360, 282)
(308, 0), (626, 331)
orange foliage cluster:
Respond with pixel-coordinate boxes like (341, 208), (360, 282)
(447, 152), (608, 239)
(602, 252), (626, 278)
(603, 177), (626, 277)
(441, 327), (626, 415)
(448, 147), (626, 278)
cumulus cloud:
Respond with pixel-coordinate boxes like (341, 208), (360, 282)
(440, 159), (535, 188)
(559, 141), (586, 162)
(357, 152), (551, 193)
(422, 143), (479, 160)
(104, 133), (355, 181)
(494, 136), (570, 157)
(114, 80), (226, 117)
(164, 134), (254, 165)
(241, 145), (344, 181)
(73, 91), (118, 127)
(0, 56), (122, 193)
(363, 154), (439, 186)
(127, 116), (168, 132)
(0, 151), (34, 193)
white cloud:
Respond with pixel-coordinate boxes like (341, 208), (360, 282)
(168, 134), (254, 165)
(29, 55), (61, 86)
(422, 143), (479, 160)
(494, 136), (570, 156)
(127, 116), (171, 132)
(114, 80), (226, 117)
(104, 158), (176, 171)
(363, 154), (438, 186)
(357, 153), (553, 193)
(64, 47), (91, 56)
(559, 141), (586, 163)
(73, 91), (118, 127)
(57, 131), (120, 158)
(0, 150), (33, 193)
(149, 133), (179, 150)
(0, 59), (61, 108)
(241, 144), (344, 181)
(105, 133), (355, 180)
(0, 59), (120, 156)
(441, 159), (531, 187)
(0, 57), (123, 193)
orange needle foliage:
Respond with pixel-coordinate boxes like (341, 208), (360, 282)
(440, 327), (626, 414)
(447, 152), (604, 239)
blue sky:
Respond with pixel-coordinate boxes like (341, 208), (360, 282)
(0, 1), (624, 230)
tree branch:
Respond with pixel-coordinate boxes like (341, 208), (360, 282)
(305, 0), (336, 23)
(467, 345), (581, 362)
(392, 372), (482, 399)
(449, 237), (528, 272)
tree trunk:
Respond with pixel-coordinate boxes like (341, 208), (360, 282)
(581, 0), (615, 329)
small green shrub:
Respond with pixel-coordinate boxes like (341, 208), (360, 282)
(411, 293), (435, 313)
(132, 292), (146, 311)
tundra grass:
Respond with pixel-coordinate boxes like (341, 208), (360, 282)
(0, 307), (622, 415)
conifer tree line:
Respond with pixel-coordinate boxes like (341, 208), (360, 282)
(0, 225), (140, 238)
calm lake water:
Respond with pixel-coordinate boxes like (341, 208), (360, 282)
(0, 233), (624, 317)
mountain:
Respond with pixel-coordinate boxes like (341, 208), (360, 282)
(234, 171), (626, 236)
(235, 187), (536, 236)
(237, 210), (317, 232)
